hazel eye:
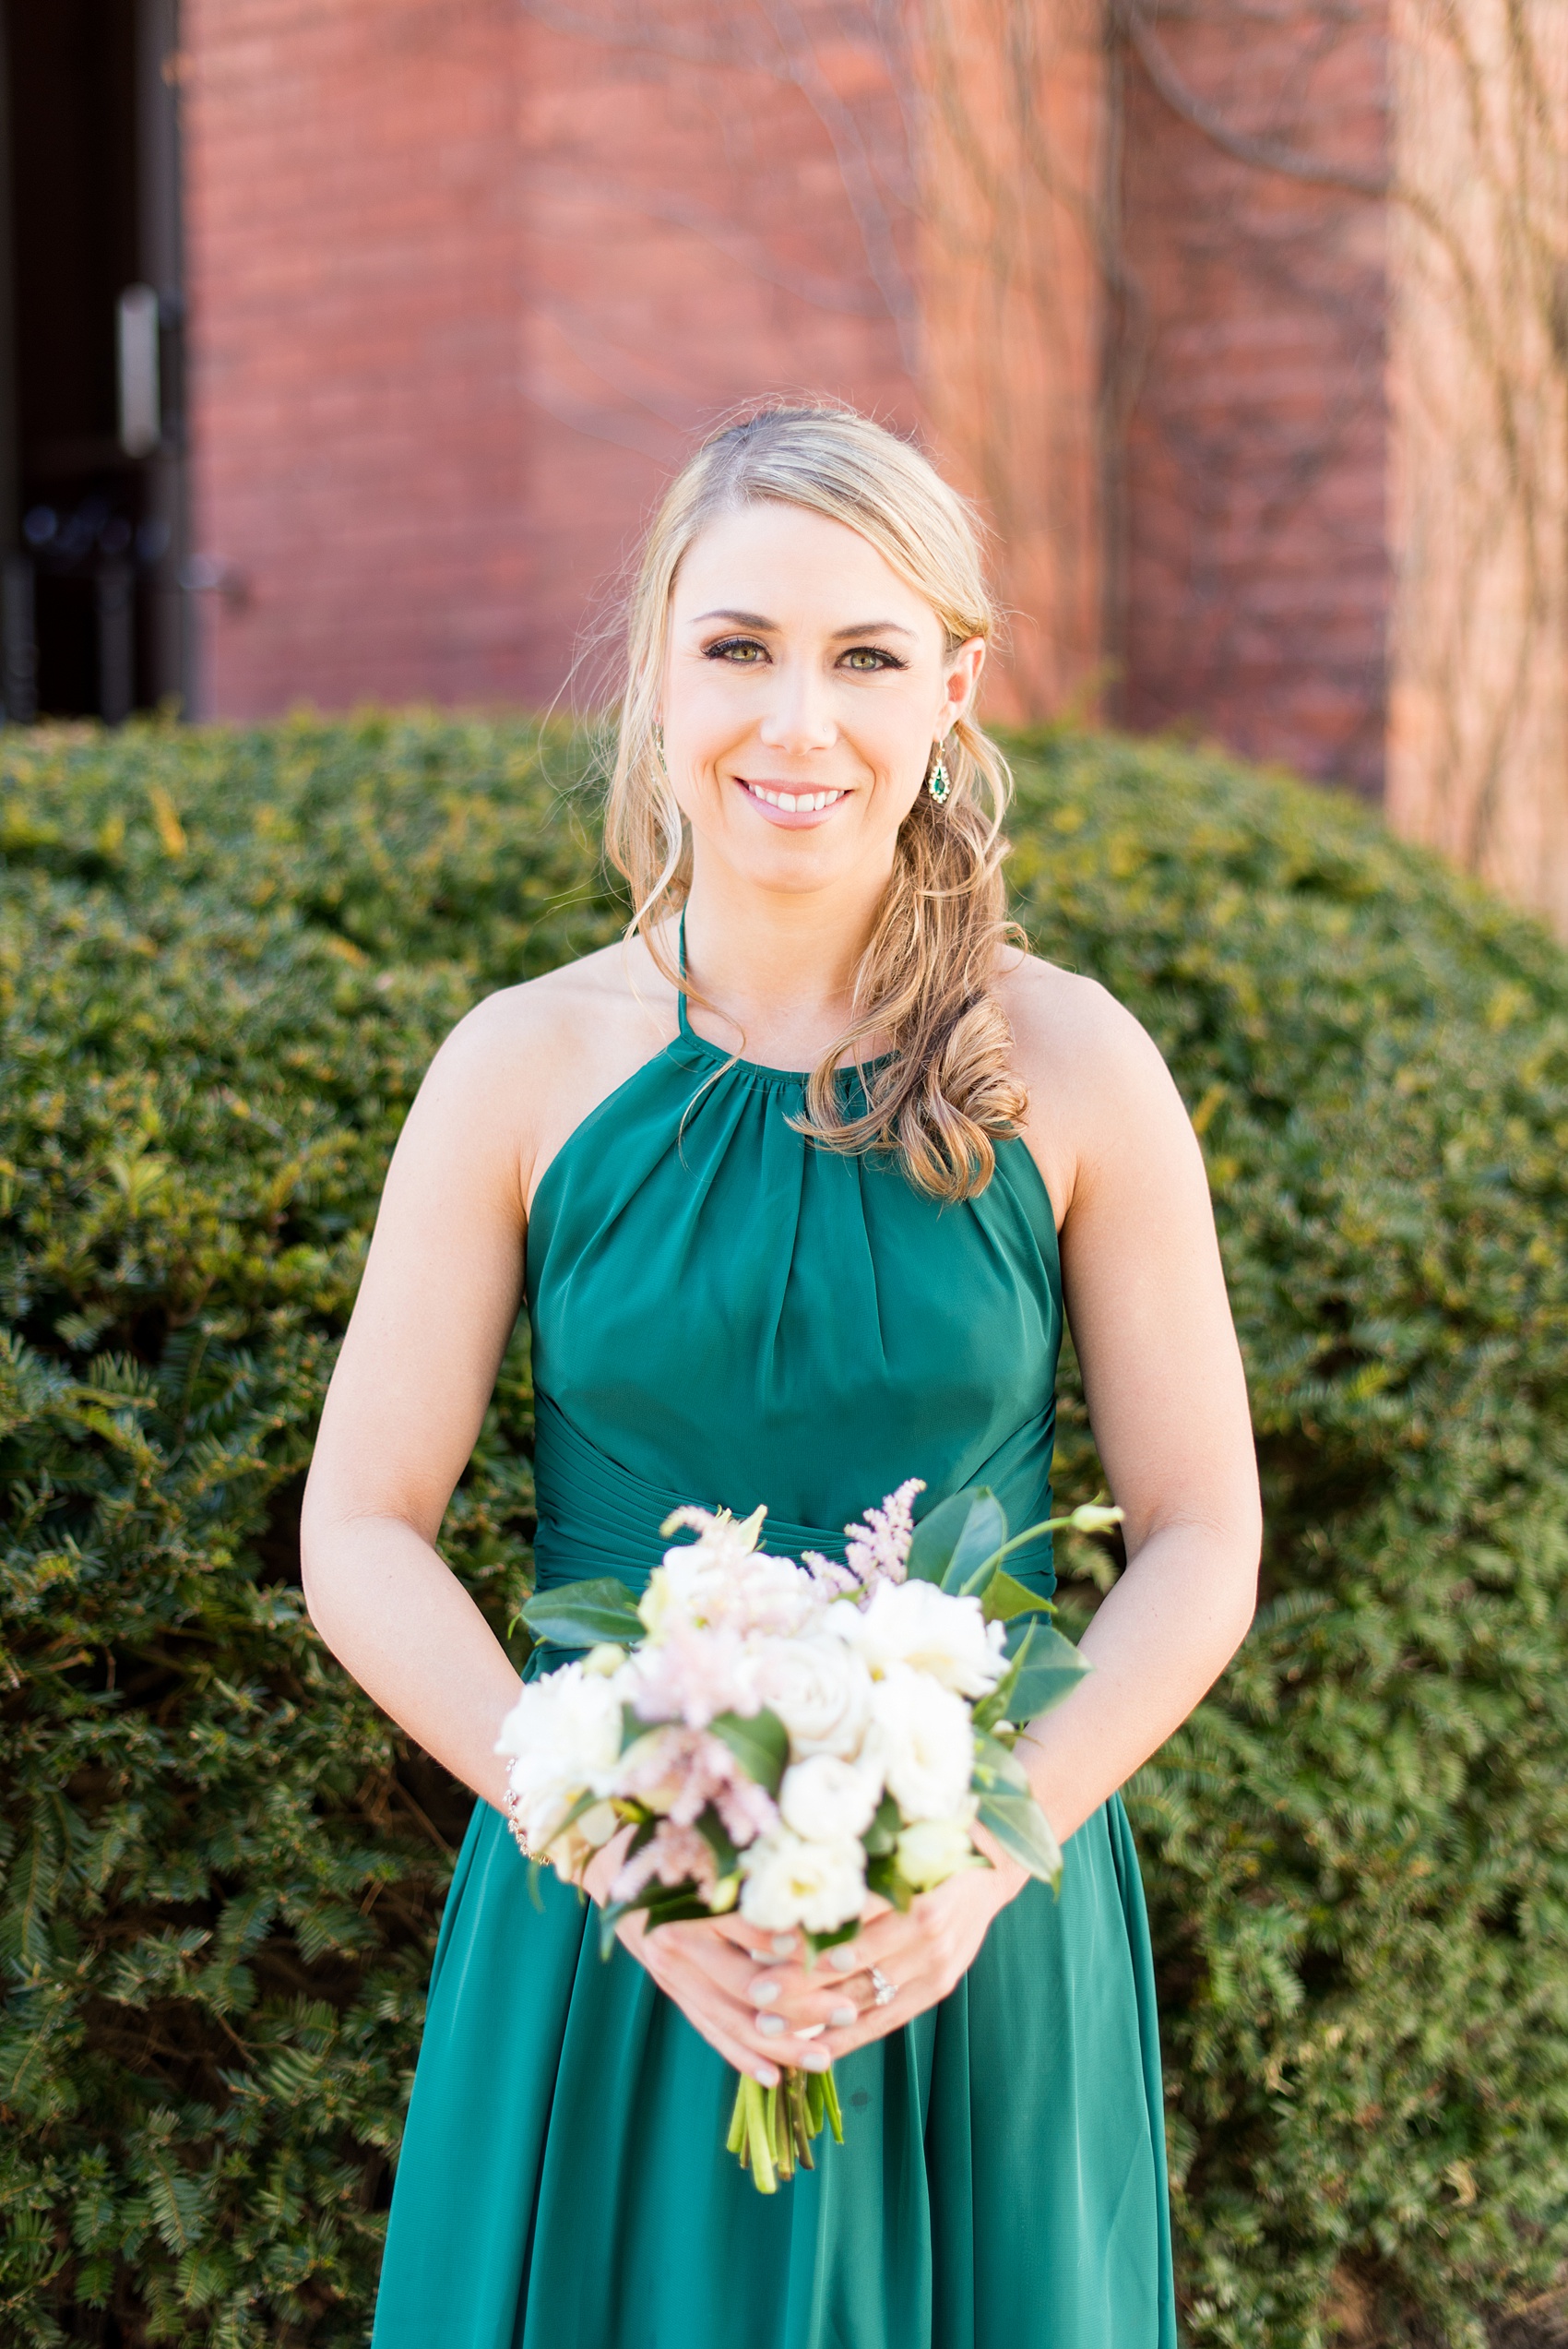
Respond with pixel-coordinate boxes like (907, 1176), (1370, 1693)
(706, 637), (768, 664)
(841, 647), (902, 673)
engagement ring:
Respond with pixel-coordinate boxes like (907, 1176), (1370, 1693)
(870, 1965), (897, 2008)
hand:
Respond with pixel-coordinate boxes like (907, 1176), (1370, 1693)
(745, 1845), (1031, 2066)
(580, 1831), (1030, 2082)
(578, 1829), (826, 2089)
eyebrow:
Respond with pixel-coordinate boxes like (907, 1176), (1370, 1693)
(691, 608), (918, 640)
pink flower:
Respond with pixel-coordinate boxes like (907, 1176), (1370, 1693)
(827, 1478), (926, 1595)
(610, 1820), (719, 1905)
(615, 1724), (778, 1847)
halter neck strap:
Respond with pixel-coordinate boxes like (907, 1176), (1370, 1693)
(676, 909), (693, 1038)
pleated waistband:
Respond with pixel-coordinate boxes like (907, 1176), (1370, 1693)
(529, 1391), (1056, 1611)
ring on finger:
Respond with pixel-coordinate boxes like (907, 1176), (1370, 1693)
(869, 1964), (897, 2009)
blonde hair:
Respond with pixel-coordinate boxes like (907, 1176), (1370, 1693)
(603, 402), (1027, 1201)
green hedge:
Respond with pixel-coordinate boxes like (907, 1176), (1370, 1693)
(2, 712), (1566, 2348)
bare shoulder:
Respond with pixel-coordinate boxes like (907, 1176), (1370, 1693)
(992, 949), (1194, 1223)
(414, 937), (680, 1206)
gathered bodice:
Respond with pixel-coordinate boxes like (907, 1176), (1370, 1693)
(524, 991), (1064, 1594)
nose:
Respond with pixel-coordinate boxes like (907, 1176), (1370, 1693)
(757, 659), (837, 757)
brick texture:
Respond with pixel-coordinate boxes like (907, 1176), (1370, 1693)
(1116, 0), (1392, 793)
(184, 0), (919, 717)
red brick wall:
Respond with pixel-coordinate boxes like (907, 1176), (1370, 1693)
(1116, 0), (1392, 793)
(183, 0), (534, 716)
(184, 0), (918, 718)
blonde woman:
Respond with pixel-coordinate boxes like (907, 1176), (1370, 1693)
(303, 406), (1260, 2347)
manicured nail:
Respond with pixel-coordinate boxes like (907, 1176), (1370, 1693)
(827, 1944), (859, 1973)
(755, 2065), (779, 2086)
(794, 2022), (826, 2040)
(752, 1978), (780, 2006)
(830, 2003), (857, 2028)
(756, 2013), (785, 2036)
(770, 1933), (796, 1958)
(798, 2046), (831, 2070)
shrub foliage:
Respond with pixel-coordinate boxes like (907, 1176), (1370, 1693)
(2, 713), (1566, 2347)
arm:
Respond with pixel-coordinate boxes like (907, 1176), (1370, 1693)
(300, 1002), (535, 1808)
(1012, 984), (1261, 1834)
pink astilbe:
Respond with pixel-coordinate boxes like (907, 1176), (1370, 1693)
(610, 1820), (719, 1906)
(805, 1478), (926, 1597)
(617, 1724), (779, 1846)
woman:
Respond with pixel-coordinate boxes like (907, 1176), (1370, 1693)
(302, 405), (1261, 2348)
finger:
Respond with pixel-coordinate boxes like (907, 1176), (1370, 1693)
(642, 1942), (834, 2075)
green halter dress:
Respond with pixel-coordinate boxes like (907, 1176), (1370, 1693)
(371, 986), (1176, 2349)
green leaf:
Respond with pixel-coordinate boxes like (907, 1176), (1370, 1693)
(904, 1490), (978, 1584)
(519, 1578), (643, 1648)
(977, 1790), (1063, 1889)
(865, 1850), (915, 1910)
(695, 1803), (738, 1876)
(942, 1491), (1009, 1593)
(861, 1790), (901, 1857)
(970, 1732), (1032, 1793)
(1003, 1619), (1091, 1722)
(708, 1707), (789, 1797)
(980, 1567), (1053, 1624)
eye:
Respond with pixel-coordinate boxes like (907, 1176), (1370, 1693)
(840, 646), (905, 673)
(704, 636), (769, 664)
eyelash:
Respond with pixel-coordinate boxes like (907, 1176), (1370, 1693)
(702, 637), (907, 674)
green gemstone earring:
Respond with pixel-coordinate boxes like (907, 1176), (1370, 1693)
(927, 741), (953, 805)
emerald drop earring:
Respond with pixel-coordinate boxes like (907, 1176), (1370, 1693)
(927, 740), (952, 805)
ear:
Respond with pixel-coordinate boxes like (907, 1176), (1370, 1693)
(941, 638), (986, 731)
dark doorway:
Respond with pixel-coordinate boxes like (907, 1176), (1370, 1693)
(1, 0), (187, 721)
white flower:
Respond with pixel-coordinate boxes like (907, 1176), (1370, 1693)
(751, 1633), (873, 1759)
(641, 1508), (823, 1642)
(865, 1664), (975, 1822)
(834, 1578), (1006, 1699)
(778, 1753), (883, 1844)
(494, 1662), (624, 1857)
(896, 1809), (982, 1890)
(740, 1830), (866, 1934)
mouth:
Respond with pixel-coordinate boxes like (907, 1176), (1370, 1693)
(736, 779), (850, 827)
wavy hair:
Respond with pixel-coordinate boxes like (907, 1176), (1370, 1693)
(603, 402), (1027, 1200)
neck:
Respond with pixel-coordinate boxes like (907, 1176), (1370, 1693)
(677, 855), (892, 1067)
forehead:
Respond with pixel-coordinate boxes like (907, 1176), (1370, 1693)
(671, 499), (942, 639)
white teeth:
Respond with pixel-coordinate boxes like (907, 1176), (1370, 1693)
(749, 783), (844, 813)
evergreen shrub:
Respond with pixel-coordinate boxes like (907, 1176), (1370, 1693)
(1, 711), (1565, 2348)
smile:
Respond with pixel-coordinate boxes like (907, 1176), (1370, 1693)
(740, 781), (849, 818)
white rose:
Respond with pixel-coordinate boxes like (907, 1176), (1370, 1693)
(640, 1535), (821, 1641)
(778, 1753), (883, 1844)
(495, 1661), (623, 1778)
(739, 1830), (866, 1934)
(865, 1664), (975, 1821)
(752, 1633), (873, 1759)
(835, 1579), (1005, 1699)
(896, 1810), (982, 1890)
(495, 1663), (624, 1856)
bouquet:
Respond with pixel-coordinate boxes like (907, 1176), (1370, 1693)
(496, 1478), (1114, 2192)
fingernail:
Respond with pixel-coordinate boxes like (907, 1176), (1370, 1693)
(794, 2021), (826, 2040)
(830, 2003), (857, 2028)
(799, 2047), (831, 2070)
(756, 2065), (778, 2086)
(770, 1933), (796, 1958)
(756, 2013), (786, 2036)
(827, 1944), (858, 1973)
(752, 1977), (780, 2006)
